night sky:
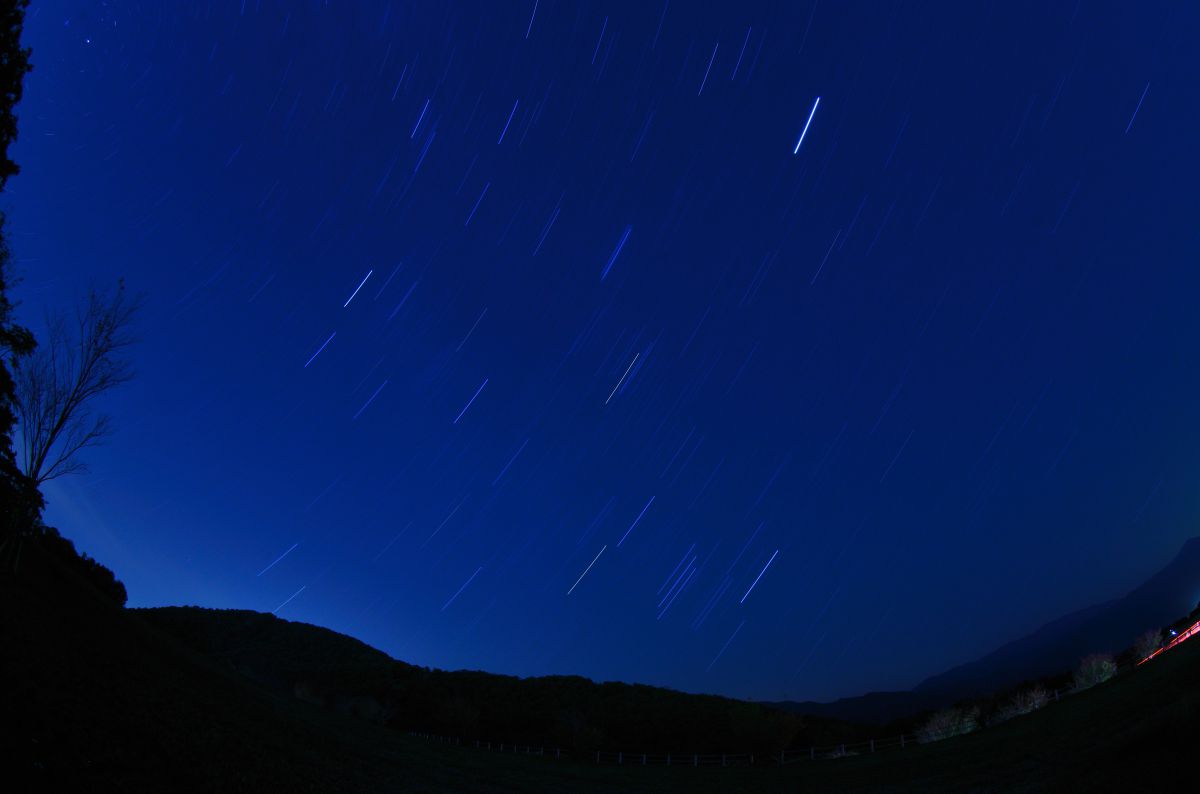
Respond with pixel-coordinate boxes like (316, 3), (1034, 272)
(8, 1), (1200, 703)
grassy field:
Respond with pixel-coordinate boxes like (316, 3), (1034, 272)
(5, 533), (1198, 792)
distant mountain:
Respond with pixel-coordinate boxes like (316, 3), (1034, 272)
(771, 536), (1200, 725)
(916, 536), (1200, 700)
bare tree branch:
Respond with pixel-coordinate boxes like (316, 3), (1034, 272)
(13, 281), (139, 487)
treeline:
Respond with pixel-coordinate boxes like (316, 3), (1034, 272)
(141, 605), (871, 755)
(33, 525), (128, 606)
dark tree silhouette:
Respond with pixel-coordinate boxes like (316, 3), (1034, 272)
(0, 0), (32, 190)
(14, 283), (139, 495)
(0, 0), (33, 534)
(0, 217), (34, 533)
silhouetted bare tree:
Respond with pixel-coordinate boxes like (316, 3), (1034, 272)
(14, 282), (138, 494)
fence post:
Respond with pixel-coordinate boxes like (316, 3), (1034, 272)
(618, 752), (623, 765)
(870, 738), (875, 753)
(751, 754), (754, 766)
(642, 753), (646, 765)
(595, 751), (600, 764)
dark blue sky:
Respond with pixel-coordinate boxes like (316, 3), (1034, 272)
(8, 0), (1200, 702)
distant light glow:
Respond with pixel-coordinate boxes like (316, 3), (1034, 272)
(1138, 618), (1200, 665)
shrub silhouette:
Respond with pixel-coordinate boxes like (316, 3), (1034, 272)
(1134, 628), (1163, 660)
(1072, 654), (1117, 692)
(990, 685), (1050, 726)
(823, 745), (860, 759)
(916, 705), (980, 744)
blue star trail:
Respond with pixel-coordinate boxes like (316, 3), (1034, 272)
(16, 0), (1199, 707)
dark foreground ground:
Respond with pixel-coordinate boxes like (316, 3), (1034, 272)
(3, 534), (1198, 793)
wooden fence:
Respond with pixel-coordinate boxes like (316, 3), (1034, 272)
(408, 687), (1074, 767)
(410, 648), (1193, 772)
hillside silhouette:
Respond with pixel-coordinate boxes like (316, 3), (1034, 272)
(5, 3), (1200, 790)
(5, 529), (1200, 792)
(137, 604), (857, 756)
(915, 536), (1200, 700)
(771, 535), (1200, 725)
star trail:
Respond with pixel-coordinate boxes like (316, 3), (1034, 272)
(10, 1), (1200, 705)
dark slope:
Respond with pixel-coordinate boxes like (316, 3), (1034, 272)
(766, 690), (943, 727)
(771, 536), (1200, 724)
(915, 536), (1200, 700)
(135, 605), (413, 695)
(139, 605), (859, 754)
(5, 531), (1199, 792)
(797, 626), (1200, 793)
(2, 534), (412, 792)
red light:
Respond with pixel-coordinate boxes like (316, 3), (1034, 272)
(1137, 618), (1200, 666)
